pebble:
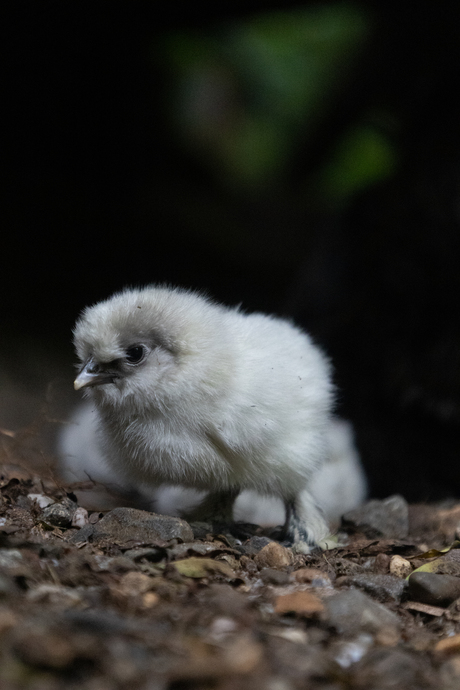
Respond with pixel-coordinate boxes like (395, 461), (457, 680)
(115, 571), (153, 596)
(142, 591), (159, 608)
(254, 542), (294, 569)
(350, 647), (432, 688)
(325, 589), (400, 639)
(242, 536), (273, 555)
(268, 627), (308, 645)
(71, 506), (89, 528)
(374, 552), (391, 573)
(68, 523), (94, 543)
(239, 555), (259, 575)
(90, 554), (134, 572)
(89, 511), (103, 524)
(292, 568), (331, 586)
(220, 632), (264, 674)
(207, 616), (238, 641)
(336, 573), (407, 602)
(266, 636), (336, 680)
(168, 540), (238, 560)
(408, 571), (460, 607)
(435, 634), (460, 655)
(274, 591), (324, 617)
(200, 583), (250, 617)
(89, 507), (194, 546)
(123, 547), (166, 563)
(342, 495), (409, 538)
(390, 554), (413, 578)
(433, 548), (460, 577)
(189, 521), (213, 540)
(260, 568), (290, 585)
(41, 498), (77, 528)
(27, 494), (55, 509)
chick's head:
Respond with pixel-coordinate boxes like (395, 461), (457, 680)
(72, 286), (208, 408)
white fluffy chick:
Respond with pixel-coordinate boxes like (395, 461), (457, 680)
(72, 286), (334, 551)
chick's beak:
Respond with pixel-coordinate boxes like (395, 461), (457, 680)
(74, 358), (117, 390)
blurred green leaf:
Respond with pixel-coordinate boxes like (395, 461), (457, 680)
(317, 124), (398, 205)
(226, 4), (368, 126)
(162, 3), (371, 188)
(173, 557), (236, 579)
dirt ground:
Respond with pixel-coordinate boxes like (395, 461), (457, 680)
(2, 425), (460, 690)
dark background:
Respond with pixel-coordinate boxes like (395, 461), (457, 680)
(1, 1), (459, 501)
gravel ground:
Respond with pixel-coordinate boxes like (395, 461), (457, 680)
(2, 428), (460, 690)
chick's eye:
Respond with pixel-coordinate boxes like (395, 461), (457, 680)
(125, 345), (146, 364)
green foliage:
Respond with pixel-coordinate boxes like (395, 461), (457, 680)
(161, 3), (397, 204)
(317, 124), (398, 206)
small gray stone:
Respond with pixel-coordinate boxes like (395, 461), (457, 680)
(342, 495), (409, 538)
(90, 507), (193, 547)
(242, 536), (273, 555)
(41, 498), (77, 529)
(123, 547), (166, 562)
(189, 521), (213, 540)
(325, 589), (400, 637)
(68, 524), (94, 543)
(259, 567), (290, 585)
(89, 554), (134, 572)
(27, 493), (55, 509)
(351, 647), (432, 689)
(336, 573), (408, 602)
(408, 571), (460, 607)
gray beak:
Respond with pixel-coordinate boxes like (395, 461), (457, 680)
(74, 358), (117, 390)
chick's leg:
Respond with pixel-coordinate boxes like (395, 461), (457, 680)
(283, 489), (329, 554)
(184, 488), (240, 524)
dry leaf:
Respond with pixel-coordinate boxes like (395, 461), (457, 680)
(173, 557), (236, 579)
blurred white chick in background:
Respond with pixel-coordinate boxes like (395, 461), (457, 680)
(60, 286), (366, 551)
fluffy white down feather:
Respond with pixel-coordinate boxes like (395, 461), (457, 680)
(58, 404), (366, 526)
(62, 286), (366, 549)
